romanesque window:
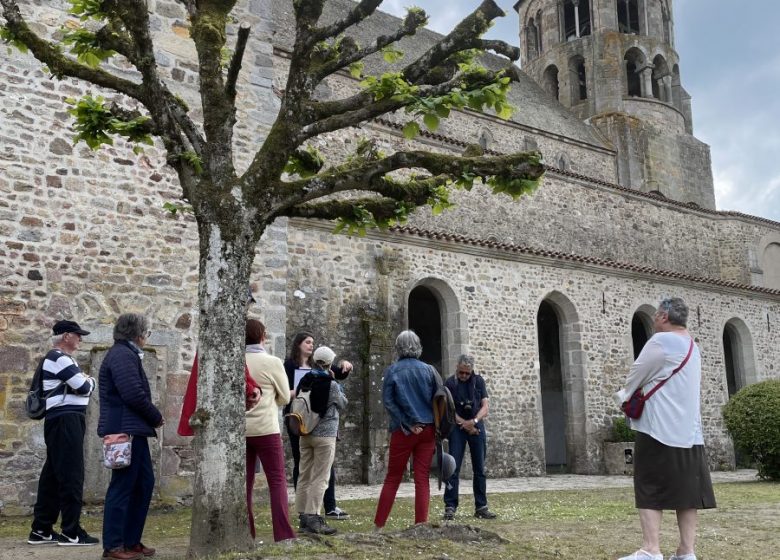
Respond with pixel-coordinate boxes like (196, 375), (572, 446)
(560, 0), (591, 42)
(536, 10), (544, 53)
(543, 65), (560, 100)
(527, 18), (539, 59)
(556, 152), (570, 170)
(662, 4), (672, 44)
(624, 48), (645, 97)
(652, 54), (670, 102)
(617, 0), (641, 35)
(763, 242), (780, 290)
(569, 55), (587, 102)
(478, 128), (493, 150)
(671, 64), (682, 109)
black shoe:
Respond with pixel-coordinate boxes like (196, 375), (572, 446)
(442, 506), (456, 521)
(325, 507), (350, 520)
(58, 528), (99, 546)
(474, 506), (497, 519)
(27, 529), (60, 545)
(301, 515), (337, 535)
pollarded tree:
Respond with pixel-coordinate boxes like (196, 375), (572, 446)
(0, 0), (543, 556)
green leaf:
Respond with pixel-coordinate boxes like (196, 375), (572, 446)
(496, 102), (514, 120)
(422, 112), (439, 131)
(434, 104), (450, 118)
(381, 47), (404, 64)
(402, 121), (420, 139)
(348, 62), (364, 78)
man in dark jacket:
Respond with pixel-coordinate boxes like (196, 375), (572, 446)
(28, 320), (99, 547)
(98, 313), (163, 560)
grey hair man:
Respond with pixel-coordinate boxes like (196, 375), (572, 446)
(442, 354), (496, 521)
(614, 297), (715, 560)
(28, 320), (99, 547)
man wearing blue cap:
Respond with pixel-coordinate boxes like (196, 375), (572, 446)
(28, 320), (99, 547)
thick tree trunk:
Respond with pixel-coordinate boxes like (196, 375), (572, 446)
(187, 218), (258, 558)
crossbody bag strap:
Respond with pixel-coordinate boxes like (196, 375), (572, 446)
(642, 338), (694, 402)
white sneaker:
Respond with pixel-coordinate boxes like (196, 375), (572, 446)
(669, 555), (696, 560)
(618, 550), (663, 560)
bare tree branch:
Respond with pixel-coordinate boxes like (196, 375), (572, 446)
(313, 0), (384, 42)
(0, 0), (144, 101)
(480, 39), (521, 61)
(226, 22), (251, 101)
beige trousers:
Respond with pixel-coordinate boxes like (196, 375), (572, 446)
(295, 435), (336, 515)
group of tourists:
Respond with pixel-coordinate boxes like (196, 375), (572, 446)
(25, 295), (715, 560)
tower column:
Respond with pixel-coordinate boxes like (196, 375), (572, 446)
(574, 0), (581, 38)
(662, 75), (673, 104)
(640, 65), (654, 98)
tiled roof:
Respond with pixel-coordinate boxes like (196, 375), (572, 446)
(387, 226), (780, 297)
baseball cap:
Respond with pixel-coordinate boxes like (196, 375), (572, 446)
(312, 346), (336, 366)
(52, 319), (90, 336)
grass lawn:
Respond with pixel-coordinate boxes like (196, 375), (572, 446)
(1, 481), (778, 559)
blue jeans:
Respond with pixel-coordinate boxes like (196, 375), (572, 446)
(102, 436), (154, 550)
(443, 427), (487, 510)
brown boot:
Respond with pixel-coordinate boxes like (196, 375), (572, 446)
(102, 548), (143, 560)
(127, 543), (156, 557)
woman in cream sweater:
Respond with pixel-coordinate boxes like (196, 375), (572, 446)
(244, 319), (295, 542)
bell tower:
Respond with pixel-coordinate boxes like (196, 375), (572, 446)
(513, 0), (715, 209)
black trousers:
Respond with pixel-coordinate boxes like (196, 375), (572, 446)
(289, 431), (337, 512)
(32, 413), (86, 537)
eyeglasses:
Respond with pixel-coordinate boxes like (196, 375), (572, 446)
(143, 330), (151, 338)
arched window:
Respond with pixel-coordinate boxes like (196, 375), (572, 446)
(671, 64), (682, 109)
(478, 128), (493, 150)
(543, 65), (560, 101)
(662, 4), (671, 44)
(624, 48), (645, 97)
(536, 10), (544, 53)
(556, 152), (570, 170)
(763, 242), (780, 290)
(527, 18), (539, 59)
(722, 318), (757, 397)
(652, 54), (670, 101)
(561, 0), (591, 41)
(617, 0), (640, 34)
(569, 55), (587, 102)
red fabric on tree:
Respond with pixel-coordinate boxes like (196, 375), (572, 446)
(177, 352), (260, 437)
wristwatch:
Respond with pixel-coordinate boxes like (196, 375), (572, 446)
(473, 417), (479, 424)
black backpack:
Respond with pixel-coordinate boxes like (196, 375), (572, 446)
(25, 356), (60, 420)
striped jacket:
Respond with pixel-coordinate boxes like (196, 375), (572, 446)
(42, 348), (96, 418)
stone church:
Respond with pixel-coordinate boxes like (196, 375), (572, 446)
(1, 0), (779, 512)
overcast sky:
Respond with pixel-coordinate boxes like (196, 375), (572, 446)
(380, 1), (780, 222)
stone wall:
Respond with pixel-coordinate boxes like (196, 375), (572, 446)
(285, 221), (780, 480)
(1, 0), (779, 513)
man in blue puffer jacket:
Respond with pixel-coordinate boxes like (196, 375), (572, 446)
(98, 313), (163, 560)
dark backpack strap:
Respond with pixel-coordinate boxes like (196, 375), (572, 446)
(643, 338), (694, 402)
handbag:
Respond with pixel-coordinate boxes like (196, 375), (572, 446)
(622, 338), (694, 419)
(102, 433), (133, 469)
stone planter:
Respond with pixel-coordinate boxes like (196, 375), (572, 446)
(604, 442), (635, 475)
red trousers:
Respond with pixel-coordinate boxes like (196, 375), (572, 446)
(374, 425), (435, 528)
(246, 434), (296, 541)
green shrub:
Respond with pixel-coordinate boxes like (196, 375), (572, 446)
(607, 416), (636, 442)
(723, 380), (780, 480)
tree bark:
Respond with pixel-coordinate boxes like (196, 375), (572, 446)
(187, 217), (258, 558)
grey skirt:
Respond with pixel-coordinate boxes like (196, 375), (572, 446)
(634, 431), (717, 510)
